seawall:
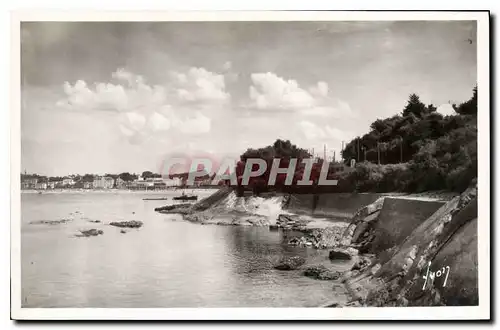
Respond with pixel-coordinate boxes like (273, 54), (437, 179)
(368, 198), (445, 254)
(286, 193), (387, 219)
(342, 184), (478, 307)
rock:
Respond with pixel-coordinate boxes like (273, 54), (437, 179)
(351, 221), (371, 244)
(155, 203), (192, 213)
(351, 257), (371, 271)
(309, 226), (346, 249)
(30, 219), (71, 225)
(120, 229), (127, 234)
(303, 265), (341, 280)
(370, 263), (382, 275)
(109, 220), (143, 228)
(288, 237), (301, 246)
(274, 256), (306, 270)
(323, 302), (340, 308)
(329, 248), (358, 260)
(77, 229), (103, 237)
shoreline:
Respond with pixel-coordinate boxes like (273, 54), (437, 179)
(155, 186), (477, 307)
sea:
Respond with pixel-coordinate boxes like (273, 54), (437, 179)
(20, 189), (350, 308)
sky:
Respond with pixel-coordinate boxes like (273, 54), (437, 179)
(20, 21), (477, 176)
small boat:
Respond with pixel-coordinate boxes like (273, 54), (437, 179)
(172, 193), (198, 201)
(142, 197), (169, 201)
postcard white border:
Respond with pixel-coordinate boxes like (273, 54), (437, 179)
(10, 10), (490, 320)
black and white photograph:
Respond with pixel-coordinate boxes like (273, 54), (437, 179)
(10, 10), (490, 320)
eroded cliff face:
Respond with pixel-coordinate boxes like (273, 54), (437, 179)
(342, 184), (478, 307)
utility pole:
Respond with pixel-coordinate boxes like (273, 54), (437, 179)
(333, 151), (336, 163)
(377, 142), (381, 165)
(357, 138), (360, 162)
(400, 137), (403, 163)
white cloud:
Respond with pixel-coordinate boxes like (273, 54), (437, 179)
(299, 121), (353, 142)
(437, 103), (456, 116)
(248, 72), (354, 119)
(249, 72), (315, 110)
(148, 112), (171, 132)
(59, 69), (166, 112)
(173, 67), (230, 103)
(125, 112), (146, 131)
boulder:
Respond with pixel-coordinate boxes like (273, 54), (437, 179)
(274, 256), (306, 270)
(30, 219), (71, 225)
(351, 257), (371, 271)
(351, 222), (371, 244)
(329, 247), (358, 260)
(109, 220), (143, 228)
(303, 265), (342, 280)
(155, 203), (192, 213)
(77, 229), (103, 237)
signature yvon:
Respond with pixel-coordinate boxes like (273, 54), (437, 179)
(422, 261), (450, 290)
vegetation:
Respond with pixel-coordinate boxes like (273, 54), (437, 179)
(340, 87), (477, 193)
(233, 87), (477, 194)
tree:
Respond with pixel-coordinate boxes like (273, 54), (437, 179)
(453, 86), (477, 115)
(402, 93), (427, 118)
(119, 172), (136, 182)
(81, 174), (95, 182)
(141, 171), (154, 179)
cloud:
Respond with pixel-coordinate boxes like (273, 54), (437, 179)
(58, 69), (166, 112)
(299, 120), (354, 142)
(172, 67), (230, 103)
(148, 112), (171, 132)
(125, 112), (146, 131)
(249, 72), (315, 110)
(248, 72), (354, 119)
(436, 103), (456, 116)
(309, 81), (329, 97)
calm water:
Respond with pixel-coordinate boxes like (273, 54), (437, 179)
(21, 190), (350, 307)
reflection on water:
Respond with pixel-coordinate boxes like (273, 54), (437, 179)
(21, 190), (349, 307)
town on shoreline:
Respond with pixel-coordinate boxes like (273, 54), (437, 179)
(20, 171), (220, 191)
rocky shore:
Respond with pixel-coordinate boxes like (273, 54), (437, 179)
(154, 184), (478, 307)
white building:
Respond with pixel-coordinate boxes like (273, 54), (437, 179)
(93, 176), (115, 189)
(164, 177), (181, 187)
(35, 182), (47, 190)
(62, 177), (75, 186)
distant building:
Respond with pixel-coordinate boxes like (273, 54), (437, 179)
(83, 181), (93, 189)
(115, 177), (128, 189)
(93, 176), (115, 189)
(35, 182), (47, 190)
(164, 177), (181, 187)
(21, 178), (38, 189)
(151, 178), (166, 190)
(62, 177), (75, 186)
